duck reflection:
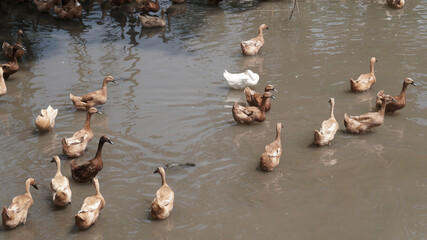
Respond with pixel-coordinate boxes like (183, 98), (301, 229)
(139, 25), (166, 41)
(319, 148), (338, 166)
(166, 2), (186, 26)
(240, 55), (265, 73)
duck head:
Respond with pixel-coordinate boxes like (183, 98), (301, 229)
(88, 107), (102, 115)
(100, 135), (115, 145)
(27, 178), (38, 190)
(405, 77), (418, 86)
(264, 84), (278, 92)
(105, 76), (118, 85)
(262, 92), (276, 100)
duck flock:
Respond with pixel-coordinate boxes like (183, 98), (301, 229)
(0, 0), (415, 233)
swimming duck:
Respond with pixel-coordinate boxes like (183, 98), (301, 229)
(223, 69), (259, 90)
(70, 135), (115, 183)
(2, 30), (25, 60)
(1, 45), (26, 80)
(0, 67), (6, 97)
(313, 98), (339, 146)
(50, 156), (72, 207)
(34, 0), (57, 13)
(375, 78), (418, 113)
(54, 0), (82, 20)
(2, 178), (38, 230)
(260, 122), (283, 172)
(240, 24), (269, 56)
(350, 57), (377, 92)
(139, 10), (166, 28)
(70, 76), (117, 111)
(136, 0), (160, 13)
(35, 105), (58, 131)
(75, 178), (105, 230)
(244, 84), (277, 112)
(387, 0), (404, 8)
(344, 94), (396, 134)
(62, 107), (100, 158)
(151, 167), (174, 220)
(232, 92), (275, 124)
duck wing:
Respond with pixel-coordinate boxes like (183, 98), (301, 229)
(81, 196), (102, 212)
(155, 187), (173, 207)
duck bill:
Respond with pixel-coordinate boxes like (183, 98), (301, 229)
(112, 80), (119, 85)
(411, 82), (418, 86)
(107, 139), (115, 145)
(154, 169), (159, 174)
(272, 88), (278, 92)
(32, 184), (38, 190)
(270, 95), (276, 99)
(97, 111), (103, 115)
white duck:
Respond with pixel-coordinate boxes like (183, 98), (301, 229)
(223, 69), (259, 90)
(35, 105), (58, 131)
(50, 156), (72, 207)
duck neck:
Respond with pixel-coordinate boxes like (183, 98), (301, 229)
(260, 96), (268, 112)
(25, 181), (32, 197)
(378, 99), (387, 116)
(160, 171), (166, 186)
(399, 81), (409, 99)
(257, 28), (264, 39)
(55, 158), (62, 176)
(12, 50), (19, 64)
(84, 111), (93, 129)
(161, 11), (165, 20)
(94, 139), (106, 160)
(94, 180), (101, 196)
(101, 79), (109, 94)
(329, 101), (335, 119)
(275, 125), (281, 142)
(17, 32), (22, 45)
(370, 60), (375, 74)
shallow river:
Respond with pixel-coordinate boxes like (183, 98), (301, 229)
(0, 0), (426, 239)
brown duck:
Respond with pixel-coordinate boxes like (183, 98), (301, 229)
(70, 135), (115, 183)
(240, 24), (269, 56)
(350, 57), (377, 92)
(375, 78), (417, 113)
(34, 0), (58, 13)
(344, 95), (396, 134)
(232, 92), (275, 124)
(62, 107), (101, 158)
(70, 76), (117, 110)
(136, 0), (160, 13)
(2, 30), (25, 60)
(387, 0), (404, 8)
(244, 84), (277, 112)
(54, 0), (82, 20)
(2, 178), (38, 229)
(151, 167), (174, 220)
(75, 178), (105, 230)
(260, 122), (283, 172)
(1, 45), (26, 80)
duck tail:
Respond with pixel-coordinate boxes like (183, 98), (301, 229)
(54, 191), (67, 203)
(2, 42), (10, 51)
(47, 105), (58, 124)
(2, 206), (11, 220)
(343, 113), (350, 127)
(69, 159), (77, 171)
(313, 130), (322, 145)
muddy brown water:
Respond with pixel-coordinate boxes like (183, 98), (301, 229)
(1, 0), (426, 239)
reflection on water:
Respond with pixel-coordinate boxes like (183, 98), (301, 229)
(0, 0), (426, 239)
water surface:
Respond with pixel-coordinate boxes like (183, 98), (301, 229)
(1, 0), (426, 239)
